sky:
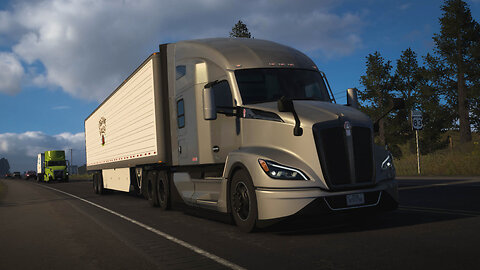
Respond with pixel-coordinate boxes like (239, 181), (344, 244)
(0, 0), (479, 172)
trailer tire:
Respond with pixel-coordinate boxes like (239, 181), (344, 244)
(97, 174), (105, 195)
(230, 169), (257, 233)
(156, 172), (170, 210)
(145, 172), (159, 207)
(93, 174), (99, 194)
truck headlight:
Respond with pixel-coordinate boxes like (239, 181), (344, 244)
(258, 159), (309, 180)
(381, 154), (394, 170)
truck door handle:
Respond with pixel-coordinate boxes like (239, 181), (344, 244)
(178, 146), (182, 154)
(212, 146), (219, 153)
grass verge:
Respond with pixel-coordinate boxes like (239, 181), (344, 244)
(395, 138), (480, 176)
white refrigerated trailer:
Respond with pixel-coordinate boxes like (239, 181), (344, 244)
(85, 38), (399, 231)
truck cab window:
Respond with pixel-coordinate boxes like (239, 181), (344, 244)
(212, 80), (233, 114)
(177, 99), (185, 128)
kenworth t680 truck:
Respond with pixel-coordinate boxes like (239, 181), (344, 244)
(85, 38), (399, 232)
(37, 150), (69, 182)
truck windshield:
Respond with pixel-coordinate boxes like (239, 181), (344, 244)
(235, 68), (331, 105)
(47, 160), (66, 166)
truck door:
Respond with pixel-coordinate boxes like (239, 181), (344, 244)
(174, 63), (199, 166)
(209, 80), (240, 163)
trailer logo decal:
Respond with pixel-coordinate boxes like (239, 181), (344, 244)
(99, 117), (106, 146)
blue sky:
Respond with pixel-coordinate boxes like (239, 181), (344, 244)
(0, 0), (479, 172)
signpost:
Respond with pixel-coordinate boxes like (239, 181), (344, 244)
(411, 110), (423, 175)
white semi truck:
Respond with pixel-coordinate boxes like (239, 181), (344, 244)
(85, 38), (400, 232)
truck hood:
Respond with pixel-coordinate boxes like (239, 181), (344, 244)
(246, 101), (373, 128)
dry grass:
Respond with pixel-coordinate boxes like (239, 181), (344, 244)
(395, 132), (480, 176)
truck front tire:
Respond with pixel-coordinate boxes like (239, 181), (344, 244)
(230, 169), (258, 233)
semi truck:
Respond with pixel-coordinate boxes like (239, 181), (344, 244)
(37, 150), (69, 182)
(85, 38), (399, 232)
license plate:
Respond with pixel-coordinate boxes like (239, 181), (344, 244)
(346, 193), (365, 206)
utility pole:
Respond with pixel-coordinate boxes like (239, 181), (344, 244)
(70, 148), (73, 174)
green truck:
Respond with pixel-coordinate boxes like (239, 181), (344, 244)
(37, 150), (69, 182)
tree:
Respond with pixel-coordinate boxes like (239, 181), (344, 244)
(390, 48), (422, 145)
(229, 20), (252, 38)
(416, 54), (454, 153)
(432, 0), (480, 142)
(359, 51), (394, 146)
(0, 158), (10, 175)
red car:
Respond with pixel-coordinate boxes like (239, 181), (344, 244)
(25, 171), (37, 180)
(4, 173), (12, 178)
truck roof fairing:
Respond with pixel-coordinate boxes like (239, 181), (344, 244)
(175, 38), (318, 71)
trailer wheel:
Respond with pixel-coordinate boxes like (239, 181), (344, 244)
(93, 174), (99, 194)
(97, 174), (105, 194)
(230, 169), (257, 233)
(156, 172), (170, 210)
(145, 172), (159, 207)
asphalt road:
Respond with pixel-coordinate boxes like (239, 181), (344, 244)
(1, 176), (479, 270)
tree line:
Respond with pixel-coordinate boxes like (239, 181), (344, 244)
(229, 0), (479, 157)
(359, 0), (480, 157)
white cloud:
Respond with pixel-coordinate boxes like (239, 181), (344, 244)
(0, 131), (85, 172)
(0, 52), (24, 94)
(0, 0), (363, 100)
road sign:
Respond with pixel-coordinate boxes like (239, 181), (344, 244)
(411, 110), (423, 130)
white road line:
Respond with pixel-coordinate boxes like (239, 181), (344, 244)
(399, 179), (480, 191)
(399, 206), (480, 217)
(39, 184), (246, 270)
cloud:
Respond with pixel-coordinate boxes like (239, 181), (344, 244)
(0, 131), (85, 172)
(0, 0), (364, 101)
(0, 52), (24, 94)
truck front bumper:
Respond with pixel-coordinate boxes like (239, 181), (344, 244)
(255, 178), (398, 221)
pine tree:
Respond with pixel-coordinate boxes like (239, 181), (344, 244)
(390, 48), (422, 145)
(229, 20), (252, 38)
(359, 51), (394, 146)
(0, 158), (10, 175)
(433, 0), (480, 142)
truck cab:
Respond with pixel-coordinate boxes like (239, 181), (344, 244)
(37, 151), (69, 182)
(165, 39), (398, 231)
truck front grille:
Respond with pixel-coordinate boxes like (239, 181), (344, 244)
(54, 170), (63, 179)
(313, 123), (374, 190)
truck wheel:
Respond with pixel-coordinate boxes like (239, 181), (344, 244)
(230, 169), (258, 233)
(145, 172), (159, 207)
(93, 174), (99, 194)
(155, 172), (170, 210)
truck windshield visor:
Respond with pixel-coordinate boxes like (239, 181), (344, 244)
(235, 68), (331, 105)
(47, 160), (66, 166)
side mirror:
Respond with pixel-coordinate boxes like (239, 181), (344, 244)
(203, 87), (217, 120)
(277, 96), (294, 112)
(346, 88), (359, 109)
